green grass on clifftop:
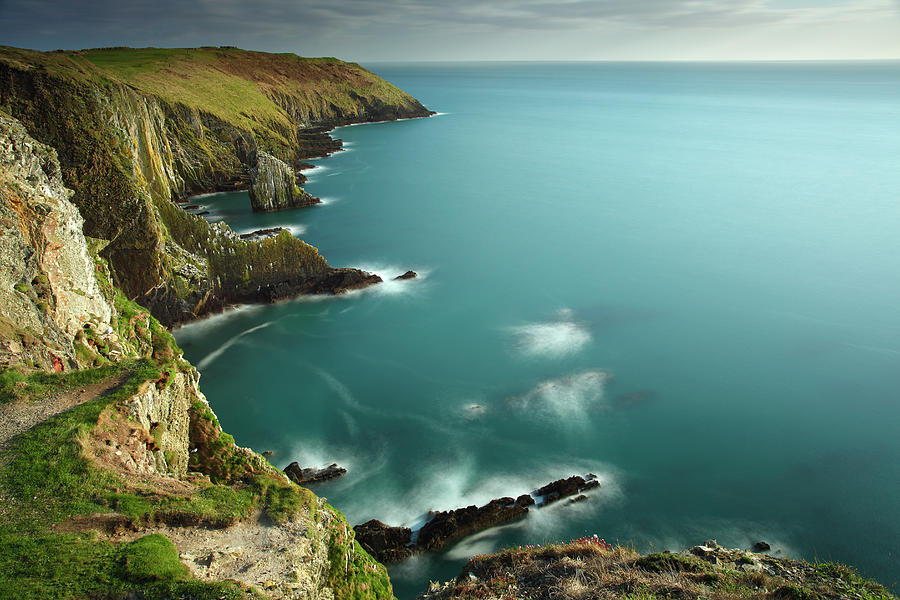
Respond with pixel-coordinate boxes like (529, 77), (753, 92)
(0, 45), (421, 143)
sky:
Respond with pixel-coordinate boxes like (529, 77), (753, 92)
(1, 0), (899, 61)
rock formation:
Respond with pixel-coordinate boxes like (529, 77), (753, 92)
(248, 152), (320, 212)
(354, 520), (414, 563)
(284, 461), (347, 485)
(0, 46), (433, 326)
(354, 474), (596, 564)
(0, 114), (114, 370)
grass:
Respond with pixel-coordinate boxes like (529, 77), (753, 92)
(0, 531), (252, 599)
(0, 363), (121, 403)
(426, 540), (898, 600)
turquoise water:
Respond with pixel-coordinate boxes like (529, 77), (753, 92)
(175, 62), (900, 597)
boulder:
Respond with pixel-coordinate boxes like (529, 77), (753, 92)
(753, 541), (771, 552)
(394, 270), (417, 280)
(354, 520), (413, 564)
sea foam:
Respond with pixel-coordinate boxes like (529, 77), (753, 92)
(511, 309), (591, 358)
(511, 370), (611, 420)
(195, 321), (272, 370)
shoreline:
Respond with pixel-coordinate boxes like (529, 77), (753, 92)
(172, 112), (436, 328)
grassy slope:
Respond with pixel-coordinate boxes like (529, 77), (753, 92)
(0, 45), (423, 147)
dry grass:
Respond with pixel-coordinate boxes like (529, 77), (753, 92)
(424, 541), (897, 600)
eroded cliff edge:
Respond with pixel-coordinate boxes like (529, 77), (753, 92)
(0, 45), (433, 326)
(0, 112), (392, 599)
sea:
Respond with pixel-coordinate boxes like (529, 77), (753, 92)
(174, 62), (900, 597)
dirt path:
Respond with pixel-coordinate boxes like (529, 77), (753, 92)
(0, 372), (128, 451)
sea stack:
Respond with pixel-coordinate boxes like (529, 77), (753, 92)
(249, 151), (320, 211)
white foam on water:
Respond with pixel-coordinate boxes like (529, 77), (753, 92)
(287, 224), (307, 236)
(280, 440), (359, 475)
(313, 368), (374, 415)
(510, 309), (591, 358)
(512, 370), (611, 420)
(173, 302), (266, 334)
(304, 164), (329, 177)
(443, 528), (507, 561)
(348, 263), (431, 297)
(195, 321), (272, 370)
(317, 196), (339, 205)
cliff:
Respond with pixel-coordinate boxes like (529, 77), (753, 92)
(0, 113), (392, 599)
(0, 45), (432, 326)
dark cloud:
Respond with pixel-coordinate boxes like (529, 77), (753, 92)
(0, 0), (895, 58)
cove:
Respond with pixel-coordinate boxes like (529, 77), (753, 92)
(174, 62), (900, 598)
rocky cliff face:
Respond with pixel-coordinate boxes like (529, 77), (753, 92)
(0, 46), (431, 326)
(249, 151), (319, 211)
(0, 113), (115, 371)
(0, 112), (393, 599)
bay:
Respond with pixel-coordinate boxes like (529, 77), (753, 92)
(175, 62), (900, 598)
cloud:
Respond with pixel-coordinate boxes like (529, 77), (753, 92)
(0, 0), (897, 57)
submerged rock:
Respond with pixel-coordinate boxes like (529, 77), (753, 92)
(284, 462), (346, 485)
(249, 151), (320, 212)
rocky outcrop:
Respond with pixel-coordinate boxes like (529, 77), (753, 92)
(0, 46), (432, 326)
(355, 475), (596, 564)
(0, 114), (116, 371)
(355, 520), (413, 563)
(394, 270), (418, 280)
(249, 152), (319, 212)
(417, 495), (536, 553)
(284, 461), (347, 485)
(534, 474), (599, 506)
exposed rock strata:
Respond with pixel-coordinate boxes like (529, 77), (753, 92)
(0, 46), (432, 326)
(0, 114), (115, 370)
(249, 151), (319, 212)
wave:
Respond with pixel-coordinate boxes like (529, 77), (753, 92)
(195, 321), (273, 370)
(510, 308), (591, 358)
(350, 263), (431, 297)
(509, 370), (611, 420)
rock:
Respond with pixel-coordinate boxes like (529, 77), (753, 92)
(534, 475), (599, 506)
(262, 450), (274, 457)
(239, 227), (286, 241)
(568, 494), (589, 504)
(284, 462), (346, 485)
(306, 268), (383, 295)
(753, 541), (771, 552)
(393, 270), (417, 280)
(249, 151), (320, 212)
(353, 520), (413, 564)
(515, 494), (536, 507)
(416, 497), (530, 553)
